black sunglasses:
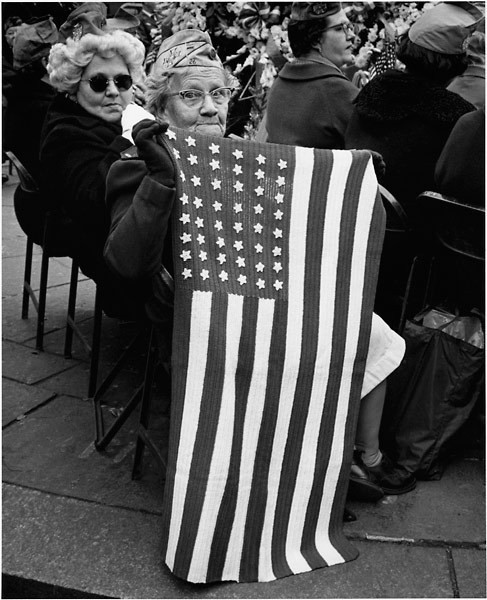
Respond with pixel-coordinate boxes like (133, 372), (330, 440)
(82, 74), (133, 93)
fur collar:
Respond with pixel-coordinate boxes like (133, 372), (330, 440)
(354, 70), (475, 123)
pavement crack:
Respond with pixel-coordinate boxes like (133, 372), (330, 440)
(347, 531), (485, 551)
(3, 481), (164, 518)
(446, 547), (460, 598)
(2, 392), (58, 430)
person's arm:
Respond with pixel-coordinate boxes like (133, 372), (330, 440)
(104, 120), (176, 281)
(104, 160), (176, 280)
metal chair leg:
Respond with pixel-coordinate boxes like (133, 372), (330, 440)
(92, 327), (148, 450)
(90, 289), (104, 441)
(64, 259), (79, 358)
(132, 328), (163, 479)
(36, 243), (50, 352)
(398, 256), (417, 334)
(21, 237), (33, 319)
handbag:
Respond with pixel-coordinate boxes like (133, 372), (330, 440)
(380, 308), (484, 480)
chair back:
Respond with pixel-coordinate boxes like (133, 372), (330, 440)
(8, 150), (77, 255)
(380, 184), (410, 234)
(6, 151), (39, 194)
(416, 191), (485, 262)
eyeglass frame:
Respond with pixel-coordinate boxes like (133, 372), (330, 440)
(322, 22), (355, 35)
(80, 74), (134, 93)
(168, 87), (234, 107)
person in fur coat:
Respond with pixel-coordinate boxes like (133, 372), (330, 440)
(344, 2), (483, 327)
(344, 2), (482, 214)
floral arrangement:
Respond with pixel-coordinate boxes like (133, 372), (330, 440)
(138, 2), (440, 137)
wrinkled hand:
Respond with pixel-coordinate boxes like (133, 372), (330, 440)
(133, 119), (175, 187)
(368, 150), (386, 179)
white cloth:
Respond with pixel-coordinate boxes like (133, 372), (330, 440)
(121, 103), (155, 142)
(362, 312), (405, 398)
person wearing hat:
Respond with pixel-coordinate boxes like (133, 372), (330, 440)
(344, 1), (482, 334)
(265, 2), (358, 149)
(448, 28), (485, 108)
(4, 17), (58, 182)
(5, 17), (58, 245)
(38, 2), (150, 318)
(103, 28), (236, 284)
(102, 27), (238, 357)
(263, 3), (413, 502)
(344, 1), (482, 213)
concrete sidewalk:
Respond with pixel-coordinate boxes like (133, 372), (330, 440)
(2, 168), (485, 599)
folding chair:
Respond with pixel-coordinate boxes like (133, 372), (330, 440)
(413, 191), (485, 312)
(90, 266), (174, 479)
(7, 150), (80, 355)
(378, 185), (426, 333)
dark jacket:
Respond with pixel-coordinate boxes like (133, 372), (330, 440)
(4, 74), (55, 181)
(344, 70), (475, 213)
(104, 156), (176, 353)
(266, 59), (358, 149)
(39, 94), (147, 318)
(434, 108), (485, 207)
(39, 94), (132, 274)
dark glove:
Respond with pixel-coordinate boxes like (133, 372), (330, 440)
(133, 119), (175, 187)
(368, 150), (386, 179)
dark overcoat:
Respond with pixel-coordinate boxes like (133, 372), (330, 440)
(344, 70), (475, 213)
(39, 94), (146, 318)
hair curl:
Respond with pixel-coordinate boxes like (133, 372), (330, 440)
(287, 18), (331, 57)
(396, 34), (469, 84)
(145, 66), (239, 119)
(47, 30), (146, 94)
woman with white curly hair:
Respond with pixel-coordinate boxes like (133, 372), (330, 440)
(39, 3), (149, 318)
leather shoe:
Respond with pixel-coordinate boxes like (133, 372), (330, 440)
(353, 450), (417, 495)
(348, 457), (384, 502)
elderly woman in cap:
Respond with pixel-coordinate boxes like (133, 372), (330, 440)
(344, 1), (482, 212)
(103, 29), (237, 341)
(266, 2), (358, 149)
(39, 3), (148, 318)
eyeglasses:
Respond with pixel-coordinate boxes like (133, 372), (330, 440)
(81, 74), (133, 93)
(323, 23), (355, 35)
(170, 87), (234, 108)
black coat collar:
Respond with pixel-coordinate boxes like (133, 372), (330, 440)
(354, 69), (475, 123)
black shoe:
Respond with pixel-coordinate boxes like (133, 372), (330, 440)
(348, 458), (384, 502)
(354, 450), (417, 495)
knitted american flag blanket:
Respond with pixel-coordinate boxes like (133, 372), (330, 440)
(159, 128), (385, 583)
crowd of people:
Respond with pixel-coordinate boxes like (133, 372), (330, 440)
(2, 0), (484, 585)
